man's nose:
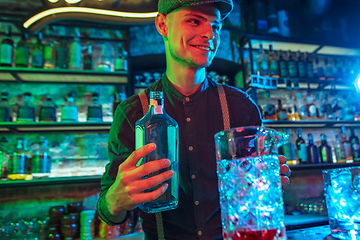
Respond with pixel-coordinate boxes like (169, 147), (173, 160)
(202, 23), (215, 40)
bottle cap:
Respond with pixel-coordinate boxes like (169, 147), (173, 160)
(150, 91), (163, 99)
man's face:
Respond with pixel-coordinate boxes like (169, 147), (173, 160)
(165, 4), (222, 68)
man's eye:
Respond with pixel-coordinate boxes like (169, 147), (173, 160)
(188, 19), (199, 25)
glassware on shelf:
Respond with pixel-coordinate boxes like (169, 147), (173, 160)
(17, 92), (35, 122)
(350, 128), (360, 162)
(257, 43), (269, 76)
(31, 32), (44, 69)
(278, 50), (288, 78)
(305, 93), (318, 119)
(296, 128), (308, 164)
(276, 99), (288, 120)
(319, 134), (333, 163)
(114, 45), (128, 72)
(297, 51), (306, 78)
(15, 32), (30, 68)
(39, 95), (57, 122)
(55, 37), (69, 70)
(268, 45), (279, 78)
(69, 27), (82, 70)
(23, 139), (33, 175)
(96, 44), (111, 71)
(305, 53), (315, 78)
(8, 137), (27, 180)
(0, 92), (10, 122)
(332, 98), (343, 120)
(307, 133), (320, 164)
(335, 134), (346, 163)
(87, 93), (103, 122)
(135, 91), (179, 214)
(61, 93), (78, 122)
(0, 25), (14, 67)
(287, 51), (298, 78)
(83, 43), (94, 70)
(32, 136), (51, 179)
(279, 128), (297, 165)
(43, 27), (55, 69)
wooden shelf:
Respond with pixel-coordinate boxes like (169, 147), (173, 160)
(0, 67), (128, 85)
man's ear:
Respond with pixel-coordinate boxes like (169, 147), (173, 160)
(155, 13), (168, 38)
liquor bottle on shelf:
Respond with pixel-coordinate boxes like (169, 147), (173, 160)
(305, 53), (315, 78)
(324, 58), (334, 79)
(87, 93), (103, 122)
(32, 136), (51, 178)
(288, 51), (298, 78)
(0, 26), (14, 67)
(319, 134), (333, 163)
(23, 139), (32, 175)
(0, 92), (10, 122)
(315, 57), (325, 79)
(115, 45), (128, 72)
(97, 44), (111, 71)
(307, 134), (320, 164)
(61, 93), (78, 122)
(332, 98), (343, 120)
(278, 50), (288, 78)
(288, 104), (300, 121)
(135, 91), (179, 213)
(31, 32), (44, 68)
(318, 93), (332, 119)
(263, 92), (277, 120)
(15, 32), (30, 68)
(305, 93), (318, 119)
(55, 37), (68, 69)
(297, 51), (307, 78)
(0, 137), (8, 179)
(276, 99), (288, 120)
(268, 45), (279, 77)
(279, 128), (297, 165)
(296, 128), (308, 164)
(257, 44), (269, 76)
(69, 27), (82, 70)
(341, 126), (353, 163)
(8, 137), (28, 180)
(39, 95), (57, 122)
(43, 27), (55, 69)
(333, 58), (344, 79)
(350, 128), (360, 162)
(297, 92), (308, 120)
(83, 43), (93, 70)
(17, 92), (35, 122)
(335, 134), (346, 163)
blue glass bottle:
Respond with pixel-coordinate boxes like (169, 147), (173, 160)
(135, 91), (179, 214)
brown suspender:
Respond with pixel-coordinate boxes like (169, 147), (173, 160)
(137, 84), (230, 240)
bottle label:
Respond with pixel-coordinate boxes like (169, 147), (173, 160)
(135, 126), (144, 167)
(15, 46), (30, 66)
(309, 105), (317, 117)
(345, 144), (353, 159)
(0, 44), (12, 64)
(44, 46), (54, 61)
(150, 99), (163, 114)
(32, 49), (43, 67)
(297, 143), (307, 163)
(70, 42), (82, 69)
(115, 58), (124, 71)
(288, 62), (298, 77)
(279, 61), (288, 77)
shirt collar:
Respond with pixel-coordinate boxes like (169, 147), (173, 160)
(162, 74), (209, 103)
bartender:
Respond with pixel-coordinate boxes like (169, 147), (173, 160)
(97, 0), (291, 239)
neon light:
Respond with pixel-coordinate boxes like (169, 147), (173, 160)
(23, 7), (158, 28)
(48, 0), (59, 2)
(65, 0), (82, 3)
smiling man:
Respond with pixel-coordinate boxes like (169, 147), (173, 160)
(97, 0), (290, 239)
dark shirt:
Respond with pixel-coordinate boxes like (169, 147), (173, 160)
(97, 74), (262, 240)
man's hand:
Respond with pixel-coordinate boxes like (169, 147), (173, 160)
(279, 155), (291, 187)
(105, 143), (174, 215)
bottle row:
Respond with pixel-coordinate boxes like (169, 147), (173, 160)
(259, 91), (360, 121)
(245, 44), (360, 81)
(280, 127), (360, 165)
(0, 137), (51, 180)
(0, 91), (109, 123)
(0, 26), (128, 72)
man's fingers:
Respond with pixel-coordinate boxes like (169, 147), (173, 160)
(280, 164), (291, 177)
(121, 143), (156, 170)
(281, 176), (290, 186)
(132, 159), (171, 179)
(278, 155), (286, 164)
(135, 170), (174, 192)
(132, 183), (169, 206)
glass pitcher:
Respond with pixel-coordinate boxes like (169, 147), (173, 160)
(215, 126), (288, 240)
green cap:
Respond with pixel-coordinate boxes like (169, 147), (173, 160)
(158, 0), (233, 20)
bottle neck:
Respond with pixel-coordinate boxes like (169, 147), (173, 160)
(150, 98), (164, 114)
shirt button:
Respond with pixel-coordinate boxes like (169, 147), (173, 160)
(186, 117), (191, 122)
(198, 231), (202, 236)
(191, 174), (196, 179)
(195, 201), (199, 206)
(189, 146), (193, 151)
(185, 97), (190, 102)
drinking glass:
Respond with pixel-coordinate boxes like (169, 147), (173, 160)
(215, 126), (288, 240)
(323, 166), (360, 239)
